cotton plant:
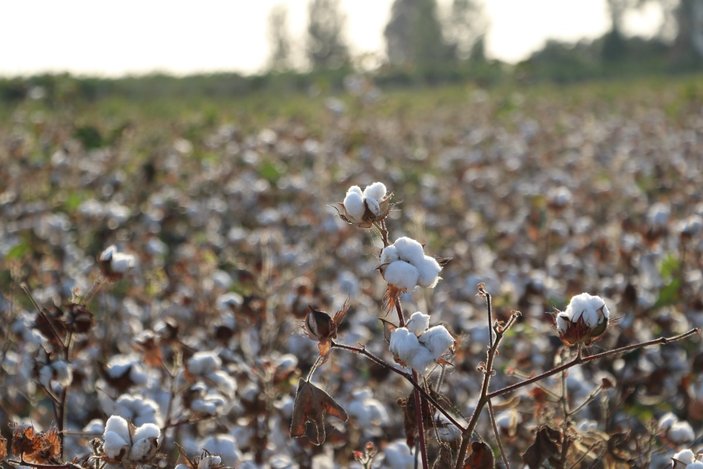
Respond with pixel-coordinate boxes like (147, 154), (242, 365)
(286, 180), (700, 469)
(100, 414), (160, 464)
(672, 449), (703, 469)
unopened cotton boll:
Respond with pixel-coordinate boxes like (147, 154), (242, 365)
(417, 256), (441, 288)
(419, 325), (454, 359)
(363, 182), (387, 202)
(343, 190), (365, 221)
(384, 260), (419, 291)
(406, 312), (430, 336)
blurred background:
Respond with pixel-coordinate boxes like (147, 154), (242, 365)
(1, 0), (702, 91)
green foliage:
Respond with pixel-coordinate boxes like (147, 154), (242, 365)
(655, 253), (681, 308)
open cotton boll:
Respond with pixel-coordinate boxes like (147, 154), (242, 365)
(409, 346), (435, 373)
(380, 245), (400, 265)
(383, 440), (414, 469)
(393, 237), (426, 265)
(384, 260), (419, 290)
(343, 190), (365, 221)
(133, 423), (160, 441)
(100, 245), (118, 262)
(389, 327), (422, 363)
(129, 433), (159, 462)
(406, 311), (430, 336)
(207, 370), (237, 397)
(417, 256), (441, 288)
(565, 293), (609, 327)
(687, 462), (703, 469)
(197, 455), (223, 469)
(668, 420), (695, 444)
(363, 181), (387, 202)
(201, 435), (241, 467)
(111, 252), (136, 273)
(187, 351), (222, 375)
(104, 415), (130, 442)
(658, 412), (678, 432)
(102, 431), (129, 460)
(365, 196), (381, 216)
(420, 325), (454, 359)
(347, 185), (363, 196)
(672, 449), (695, 465)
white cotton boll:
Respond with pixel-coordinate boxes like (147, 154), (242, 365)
(420, 325), (455, 359)
(363, 182), (387, 202)
(687, 462), (703, 469)
(393, 237), (426, 264)
(365, 196), (381, 217)
(175, 465), (189, 469)
(111, 252), (136, 273)
(668, 421), (695, 444)
(129, 436), (158, 462)
(187, 351), (222, 375)
(102, 431), (129, 460)
(672, 449), (695, 465)
(556, 313), (570, 335)
(389, 327), (421, 363)
(384, 260), (419, 290)
(133, 423), (160, 441)
(191, 399), (219, 416)
(380, 245), (400, 265)
(409, 346), (435, 374)
(565, 293), (609, 327)
(347, 185), (363, 196)
(406, 311), (430, 336)
(417, 256), (441, 288)
(100, 245), (117, 262)
(83, 418), (104, 434)
(207, 370), (237, 397)
(198, 455), (223, 469)
(343, 191), (365, 221)
(39, 365), (53, 388)
(53, 360), (72, 387)
(383, 440), (414, 469)
(201, 435), (241, 467)
(658, 412), (678, 432)
(104, 415), (130, 442)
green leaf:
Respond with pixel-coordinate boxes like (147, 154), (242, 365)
(6, 240), (30, 260)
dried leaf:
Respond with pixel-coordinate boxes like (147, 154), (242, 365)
(332, 299), (350, 330)
(463, 441), (495, 469)
(11, 424), (40, 458)
(0, 435), (7, 460)
(290, 379), (348, 445)
(522, 426), (561, 469)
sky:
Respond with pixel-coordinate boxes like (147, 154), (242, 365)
(0, 0), (663, 77)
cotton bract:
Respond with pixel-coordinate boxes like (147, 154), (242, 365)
(381, 237), (441, 290)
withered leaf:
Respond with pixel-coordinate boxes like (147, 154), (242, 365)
(0, 435), (7, 460)
(290, 379), (348, 445)
(463, 441), (495, 469)
(522, 426), (561, 469)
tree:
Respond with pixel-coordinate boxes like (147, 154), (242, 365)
(306, 0), (350, 70)
(267, 5), (293, 71)
(384, 0), (451, 67)
(445, 0), (487, 61)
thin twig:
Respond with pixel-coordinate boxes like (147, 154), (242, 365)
(330, 341), (466, 431)
(487, 328), (700, 400)
(487, 399), (510, 469)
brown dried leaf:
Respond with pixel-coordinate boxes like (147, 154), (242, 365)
(332, 299), (351, 330)
(463, 441), (495, 469)
(0, 435), (7, 460)
(522, 426), (561, 469)
(290, 379), (348, 445)
(11, 423), (40, 458)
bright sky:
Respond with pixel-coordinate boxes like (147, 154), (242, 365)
(0, 0), (662, 77)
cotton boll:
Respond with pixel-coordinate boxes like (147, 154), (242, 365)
(363, 182), (387, 202)
(406, 312), (430, 336)
(668, 420), (695, 444)
(102, 431), (129, 461)
(347, 185), (363, 196)
(201, 435), (241, 467)
(380, 245), (400, 265)
(409, 346), (435, 374)
(343, 191), (365, 221)
(207, 370), (237, 397)
(100, 245), (118, 262)
(556, 313), (570, 335)
(565, 293), (609, 327)
(393, 237), (425, 265)
(389, 328), (421, 363)
(133, 423), (160, 441)
(672, 449), (695, 465)
(687, 462), (703, 469)
(383, 440), (414, 469)
(111, 252), (136, 273)
(187, 351), (222, 375)
(419, 326), (454, 359)
(365, 196), (381, 216)
(658, 412), (678, 432)
(104, 415), (130, 442)
(417, 256), (441, 288)
(384, 260), (419, 290)
(197, 455), (223, 469)
(129, 434), (159, 462)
